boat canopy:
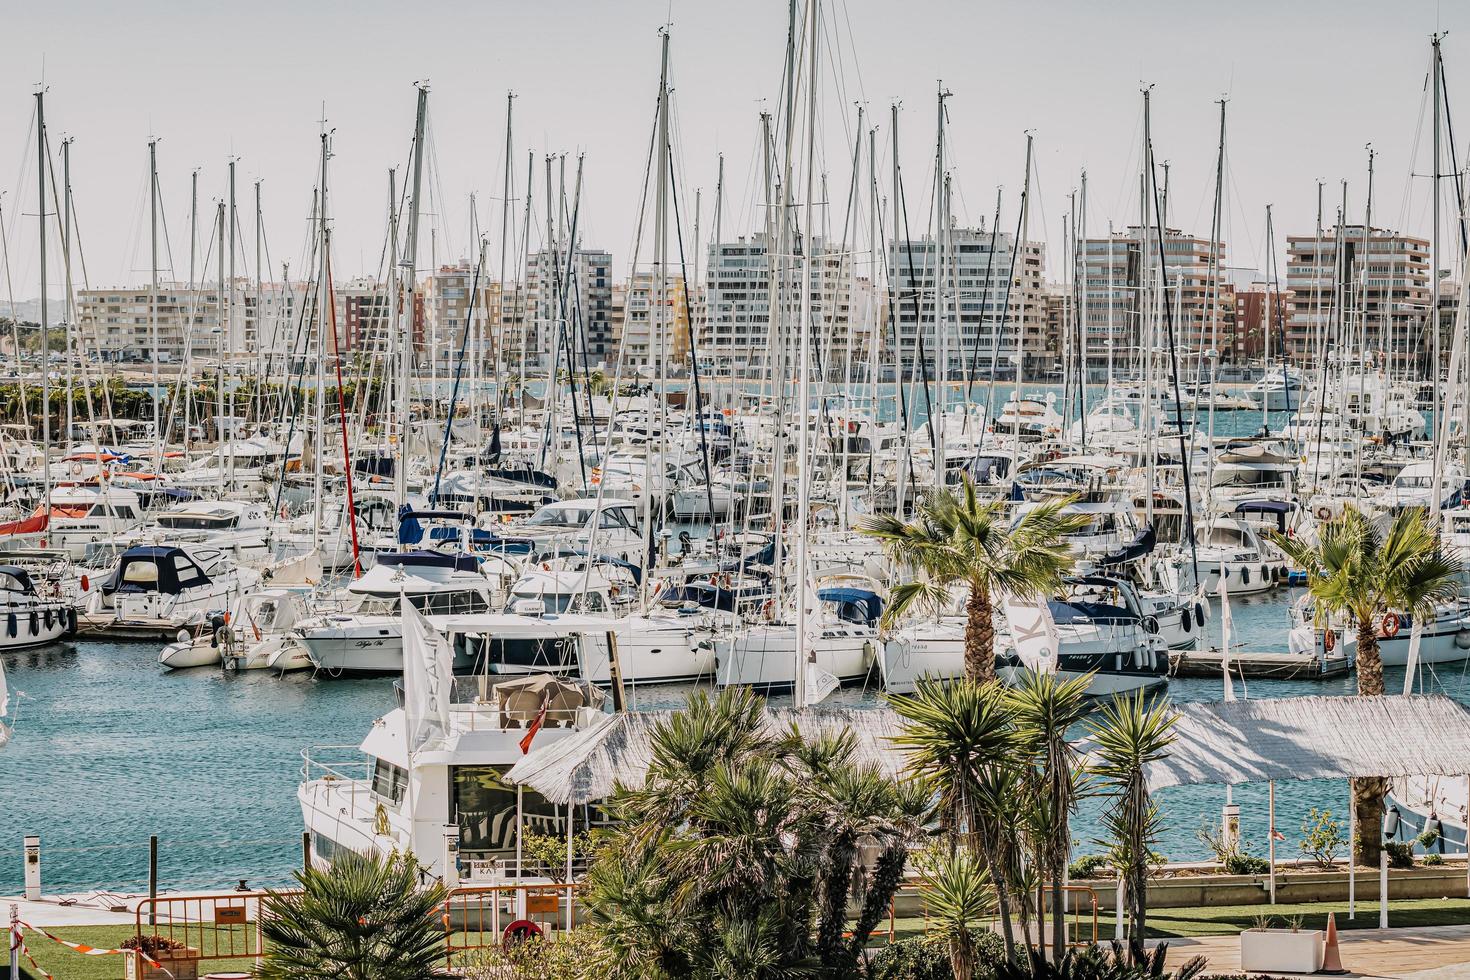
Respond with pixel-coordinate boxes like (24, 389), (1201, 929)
(818, 587), (884, 626)
(0, 566), (36, 594)
(105, 546), (212, 596)
(377, 550), (481, 573)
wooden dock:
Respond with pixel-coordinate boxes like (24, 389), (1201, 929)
(1170, 646), (1354, 680)
(75, 613), (190, 642)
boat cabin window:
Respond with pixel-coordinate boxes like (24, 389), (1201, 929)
(526, 507), (589, 528)
(600, 508), (636, 530)
(1395, 474), (1434, 489)
(1205, 526), (1248, 548)
(91, 503), (138, 520)
(371, 758), (407, 804)
(451, 765), (562, 854)
(122, 560), (160, 587)
(157, 513), (239, 530)
(0, 571), (29, 593)
(410, 590), (490, 616)
(354, 596), (400, 616)
(173, 555), (209, 589)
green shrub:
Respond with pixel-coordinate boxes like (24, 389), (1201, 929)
(1299, 807), (1346, 868)
(462, 929), (608, 980)
(1422, 853), (1444, 866)
(1385, 841), (1415, 869)
(1224, 853), (1271, 875)
(1068, 854), (1112, 879)
(866, 931), (1006, 980)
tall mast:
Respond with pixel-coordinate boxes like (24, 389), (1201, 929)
(313, 132), (330, 543)
(61, 137), (75, 447)
(793, 0), (819, 707)
(226, 158), (237, 487)
(148, 136), (160, 468)
(1431, 34), (1444, 462)
(644, 28), (672, 613)
(254, 179), (263, 403)
(933, 83), (951, 492)
(497, 91), (514, 418)
(216, 201), (226, 497)
(1010, 133), (1033, 481)
(891, 103), (908, 516)
(37, 92), (51, 503)
(398, 84), (430, 516)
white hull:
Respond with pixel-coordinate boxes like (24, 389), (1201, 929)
(714, 625), (876, 691)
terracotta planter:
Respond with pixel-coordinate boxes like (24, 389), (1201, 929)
(125, 946), (202, 980)
(1239, 928), (1324, 974)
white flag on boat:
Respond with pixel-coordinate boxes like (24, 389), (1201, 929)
(402, 592), (454, 753)
(1403, 615), (1424, 696)
(805, 662), (840, 706)
(1217, 572), (1236, 702)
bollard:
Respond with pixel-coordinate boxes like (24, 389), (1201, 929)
(1379, 850), (1389, 929)
(22, 837), (40, 902)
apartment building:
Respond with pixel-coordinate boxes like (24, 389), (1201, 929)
(1284, 225), (1430, 368)
(524, 245), (614, 372)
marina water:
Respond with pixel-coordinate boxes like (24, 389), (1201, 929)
(1, 393), (1450, 893)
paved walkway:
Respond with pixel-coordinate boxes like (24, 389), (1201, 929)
(3, 889), (258, 928)
(1162, 924), (1470, 979)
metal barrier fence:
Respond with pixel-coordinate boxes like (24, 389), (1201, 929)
(441, 882), (581, 970)
(132, 891), (284, 976)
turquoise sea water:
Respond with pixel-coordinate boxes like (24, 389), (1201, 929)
(0, 396), (1433, 894)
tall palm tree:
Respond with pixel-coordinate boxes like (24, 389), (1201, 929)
(1088, 691), (1177, 950)
(1008, 671), (1093, 963)
(1272, 506), (1462, 863)
(255, 850), (447, 980)
(860, 478), (1086, 682)
(889, 676), (1022, 960)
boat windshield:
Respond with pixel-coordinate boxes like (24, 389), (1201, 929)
(525, 507), (591, 528)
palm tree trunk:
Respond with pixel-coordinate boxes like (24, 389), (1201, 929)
(1353, 617), (1387, 867)
(965, 583), (996, 684)
(974, 825), (1017, 961)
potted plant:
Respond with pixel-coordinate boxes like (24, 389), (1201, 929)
(122, 934), (202, 980)
(1239, 914), (1325, 974)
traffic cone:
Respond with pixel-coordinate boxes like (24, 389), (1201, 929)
(1320, 911), (1347, 974)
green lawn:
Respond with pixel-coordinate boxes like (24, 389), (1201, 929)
(19, 924), (258, 980)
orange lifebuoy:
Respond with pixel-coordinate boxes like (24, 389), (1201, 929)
(1383, 612), (1401, 638)
(502, 919), (542, 949)
(1325, 629), (1336, 652)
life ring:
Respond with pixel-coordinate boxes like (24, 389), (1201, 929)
(1325, 629), (1336, 652)
(502, 920), (543, 949)
(1383, 612), (1401, 638)
(1316, 505), (1332, 521)
(70, 462), (82, 476)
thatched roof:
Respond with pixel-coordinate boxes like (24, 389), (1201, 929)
(505, 706), (908, 804)
(1144, 694), (1470, 790)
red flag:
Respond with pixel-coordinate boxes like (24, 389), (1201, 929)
(519, 702), (549, 754)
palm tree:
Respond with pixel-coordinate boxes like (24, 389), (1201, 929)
(889, 676), (1022, 960)
(918, 846), (996, 980)
(255, 850), (447, 980)
(1008, 671), (1093, 963)
(859, 478), (1086, 682)
(1088, 692), (1177, 950)
(1272, 506), (1462, 863)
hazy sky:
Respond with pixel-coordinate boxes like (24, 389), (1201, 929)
(2, 0), (1467, 295)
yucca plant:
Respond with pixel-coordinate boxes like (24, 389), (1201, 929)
(255, 850), (447, 980)
(860, 478), (1086, 682)
(1008, 671), (1093, 963)
(1272, 505), (1462, 863)
(889, 676), (1022, 959)
(1087, 692), (1177, 949)
(917, 846), (996, 980)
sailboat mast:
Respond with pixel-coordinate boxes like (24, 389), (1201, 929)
(398, 84), (430, 519)
(148, 136), (160, 468)
(793, 0), (820, 708)
(313, 132), (330, 544)
(37, 92), (52, 504)
(933, 84), (950, 491)
(61, 137), (74, 448)
(497, 91), (514, 417)
(227, 158), (237, 487)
